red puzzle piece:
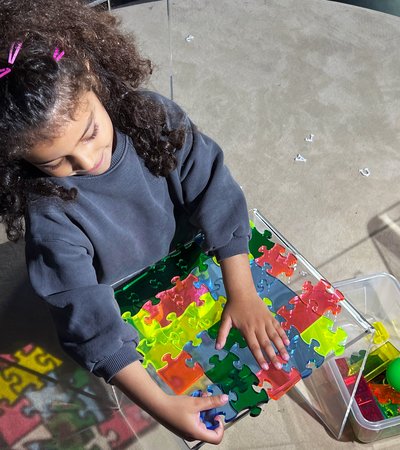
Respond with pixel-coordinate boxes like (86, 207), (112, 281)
(256, 356), (301, 400)
(158, 351), (204, 394)
(299, 280), (344, 316)
(255, 244), (297, 277)
(277, 296), (321, 332)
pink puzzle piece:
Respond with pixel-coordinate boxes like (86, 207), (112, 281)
(299, 279), (344, 316)
(144, 274), (208, 326)
(256, 356), (302, 400)
(255, 244), (297, 277)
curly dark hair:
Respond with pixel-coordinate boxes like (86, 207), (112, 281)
(0, 0), (185, 241)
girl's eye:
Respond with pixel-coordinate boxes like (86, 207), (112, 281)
(84, 123), (99, 142)
(42, 159), (64, 171)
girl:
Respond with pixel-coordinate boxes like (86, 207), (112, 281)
(0, 0), (289, 443)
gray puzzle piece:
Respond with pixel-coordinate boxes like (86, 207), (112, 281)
(250, 260), (297, 312)
(184, 330), (228, 372)
(282, 326), (325, 378)
(206, 384), (238, 422)
(230, 343), (261, 374)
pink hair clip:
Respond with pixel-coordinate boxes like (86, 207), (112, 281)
(53, 48), (65, 62)
(0, 41), (23, 79)
(0, 68), (11, 79)
(8, 41), (22, 64)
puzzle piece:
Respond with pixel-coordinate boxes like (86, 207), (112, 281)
(231, 381), (269, 417)
(137, 334), (182, 370)
(190, 389), (220, 430)
(369, 383), (400, 405)
(283, 326), (325, 378)
(256, 356), (302, 400)
(184, 330), (228, 372)
(193, 258), (226, 300)
(250, 259), (297, 311)
(124, 309), (161, 340)
(206, 353), (241, 389)
(230, 343), (260, 374)
(115, 240), (207, 310)
(206, 357), (259, 396)
(298, 280), (344, 316)
(207, 322), (247, 351)
(276, 295), (321, 333)
(301, 316), (347, 357)
(150, 274), (208, 326)
(255, 243), (297, 277)
(158, 351), (204, 394)
(206, 384), (239, 422)
(248, 223), (275, 258)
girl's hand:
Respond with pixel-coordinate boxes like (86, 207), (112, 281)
(217, 254), (290, 370)
(113, 361), (227, 444)
(155, 393), (228, 443)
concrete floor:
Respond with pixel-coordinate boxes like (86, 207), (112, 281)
(1, 0), (400, 448)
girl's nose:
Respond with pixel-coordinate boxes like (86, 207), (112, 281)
(71, 152), (96, 174)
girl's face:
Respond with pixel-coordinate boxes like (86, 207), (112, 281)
(24, 91), (114, 177)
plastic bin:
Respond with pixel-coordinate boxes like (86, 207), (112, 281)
(333, 273), (400, 443)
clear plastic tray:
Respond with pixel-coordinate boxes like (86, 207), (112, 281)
(332, 273), (400, 443)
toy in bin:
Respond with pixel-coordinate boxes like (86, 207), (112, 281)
(386, 358), (400, 392)
(338, 322), (400, 422)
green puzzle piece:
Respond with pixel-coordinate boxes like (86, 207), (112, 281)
(231, 382), (269, 417)
(249, 222), (275, 259)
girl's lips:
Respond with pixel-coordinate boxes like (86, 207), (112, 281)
(87, 152), (104, 174)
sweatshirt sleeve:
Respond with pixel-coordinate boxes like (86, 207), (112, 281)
(164, 100), (251, 261)
(25, 214), (141, 383)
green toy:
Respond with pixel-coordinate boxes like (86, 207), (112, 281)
(386, 357), (400, 392)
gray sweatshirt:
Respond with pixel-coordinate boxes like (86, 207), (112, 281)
(25, 93), (250, 382)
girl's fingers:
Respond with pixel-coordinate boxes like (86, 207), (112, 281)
(197, 416), (225, 444)
(215, 316), (232, 350)
(246, 333), (269, 370)
(273, 322), (290, 361)
(258, 331), (282, 369)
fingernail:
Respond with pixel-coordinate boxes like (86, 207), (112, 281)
(262, 363), (269, 370)
(283, 353), (290, 361)
(215, 343), (221, 350)
(285, 339), (290, 345)
(221, 394), (229, 403)
(275, 362), (282, 369)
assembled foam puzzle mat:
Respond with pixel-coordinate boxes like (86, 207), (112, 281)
(115, 210), (363, 429)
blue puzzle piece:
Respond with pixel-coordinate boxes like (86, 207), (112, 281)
(192, 258), (226, 299)
(250, 260), (297, 312)
(230, 343), (260, 374)
(190, 389), (220, 430)
(282, 326), (325, 378)
(184, 330), (228, 372)
(190, 385), (238, 429)
(206, 384), (238, 422)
